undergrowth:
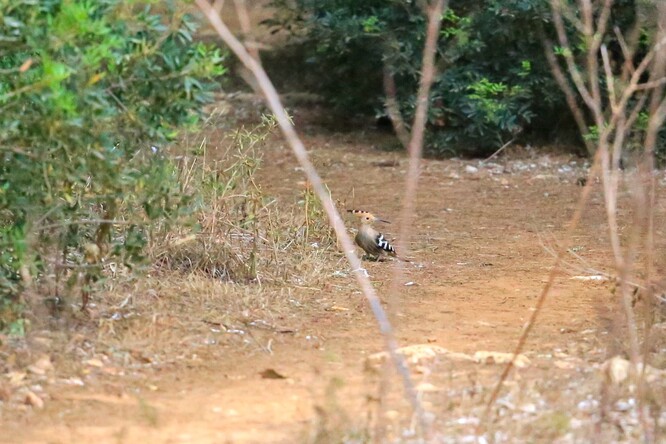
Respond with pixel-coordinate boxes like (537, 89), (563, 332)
(150, 111), (336, 286)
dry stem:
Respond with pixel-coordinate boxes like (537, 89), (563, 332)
(195, 0), (428, 433)
(389, 0), (447, 292)
(382, 65), (411, 150)
(510, 0), (666, 440)
(479, 147), (603, 433)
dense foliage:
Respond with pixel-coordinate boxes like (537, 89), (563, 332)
(0, 0), (225, 331)
(265, 0), (566, 154)
(265, 0), (659, 156)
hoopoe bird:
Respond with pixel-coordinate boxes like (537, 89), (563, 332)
(348, 209), (406, 261)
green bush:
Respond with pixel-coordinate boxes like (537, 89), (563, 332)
(0, 0), (225, 329)
(267, 0), (666, 157)
(265, 0), (572, 155)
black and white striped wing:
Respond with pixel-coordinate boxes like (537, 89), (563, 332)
(375, 233), (396, 255)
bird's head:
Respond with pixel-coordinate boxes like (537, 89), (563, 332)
(347, 209), (390, 225)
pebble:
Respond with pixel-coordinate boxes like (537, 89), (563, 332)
(25, 390), (44, 409)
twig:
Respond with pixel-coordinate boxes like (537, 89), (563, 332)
(195, 0), (427, 432)
(478, 147), (603, 434)
(213, 0), (225, 15)
(391, 0), (447, 268)
(383, 2), (447, 437)
(383, 64), (411, 150)
(551, 0), (598, 115)
(542, 37), (595, 154)
(36, 219), (136, 231)
(483, 135), (518, 163)
(546, 1), (666, 440)
(232, 0), (261, 62)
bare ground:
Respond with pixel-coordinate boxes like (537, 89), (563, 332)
(2, 103), (666, 443)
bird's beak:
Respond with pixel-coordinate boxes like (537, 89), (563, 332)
(377, 218), (391, 224)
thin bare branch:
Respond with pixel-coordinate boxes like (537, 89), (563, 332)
(551, 1), (666, 439)
(581, 0), (605, 122)
(479, 148), (604, 433)
(595, 0), (614, 44)
(483, 135), (518, 163)
(394, 0), (446, 239)
(232, 0), (261, 61)
(614, 26), (636, 77)
(194, 0), (427, 431)
(643, 1), (666, 307)
(387, 0), (447, 327)
(601, 44), (617, 110)
(551, 0), (598, 113)
(385, 1), (448, 433)
(543, 38), (595, 154)
(623, 92), (648, 133)
(383, 64), (411, 150)
(634, 76), (666, 90)
(213, 0), (225, 15)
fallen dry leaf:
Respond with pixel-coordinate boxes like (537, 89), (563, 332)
(259, 368), (286, 380)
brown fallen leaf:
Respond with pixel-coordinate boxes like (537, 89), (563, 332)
(259, 368), (286, 380)
(130, 350), (152, 364)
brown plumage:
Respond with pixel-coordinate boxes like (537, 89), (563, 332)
(347, 209), (401, 260)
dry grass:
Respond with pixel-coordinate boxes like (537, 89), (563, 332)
(10, 103), (341, 377)
(3, 2), (666, 442)
(101, 114), (335, 353)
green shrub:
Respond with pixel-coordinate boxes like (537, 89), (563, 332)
(267, 0), (666, 158)
(265, 0), (574, 155)
(0, 0), (225, 329)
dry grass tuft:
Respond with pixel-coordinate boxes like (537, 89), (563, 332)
(14, 106), (341, 373)
(148, 112), (336, 286)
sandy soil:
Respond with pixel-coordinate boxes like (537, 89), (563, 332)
(2, 107), (666, 443)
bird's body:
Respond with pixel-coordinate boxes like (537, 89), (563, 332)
(348, 209), (402, 261)
(355, 224), (396, 258)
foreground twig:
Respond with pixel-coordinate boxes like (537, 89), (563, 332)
(195, 0), (427, 432)
(383, 65), (411, 150)
(381, 1), (447, 437)
(523, 1), (666, 440)
(483, 134), (519, 163)
(390, 0), (447, 283)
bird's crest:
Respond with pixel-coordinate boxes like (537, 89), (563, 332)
(347, 209), (390, 224)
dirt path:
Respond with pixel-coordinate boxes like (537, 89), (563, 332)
(2, 124), (666, 443)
